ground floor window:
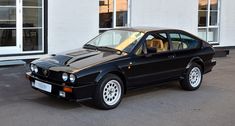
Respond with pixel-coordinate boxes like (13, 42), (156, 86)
(99, 0), (130, 32)
(198, 0), (220, 44)
(0, 0), (45, 55)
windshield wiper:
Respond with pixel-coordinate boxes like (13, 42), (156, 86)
(97, 46), (124, 54)
(83, 44), (98, 50)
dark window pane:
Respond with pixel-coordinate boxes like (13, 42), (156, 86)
(99, 0), (113, 28)
(210, 0), (218, 10)
(23, 0), (42, 6)
(199, 0), (208, 10)
(210, 11), (218, 26)
(23, 29), (42, 51)
(0, 29), (16, 46)
(198, 11), (207, 26)
(0, 0), (15, 6)
(0, 7), (16, 28)
(116, 0), (128, 27)
(23, 8), (42, 27)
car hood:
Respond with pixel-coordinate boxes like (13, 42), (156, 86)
(33, 48), (127, 72)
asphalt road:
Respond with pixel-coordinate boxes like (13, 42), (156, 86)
(0, 50), (235, 126)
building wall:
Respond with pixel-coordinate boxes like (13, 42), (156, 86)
(47, 0), (99, 54)
(219, 0), (235, 47)
(130, 0), (198, 35)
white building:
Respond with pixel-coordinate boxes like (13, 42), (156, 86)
(0, 0), (234, 59)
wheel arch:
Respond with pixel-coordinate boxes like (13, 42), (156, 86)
(186, 57), (205, 73)
(95, 67), (127, 94)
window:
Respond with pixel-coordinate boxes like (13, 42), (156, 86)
(23, 0), (44, 51)
(99, 0), (129, 32)
(169, 33), (200, 50)
(136, 33), (169, 55)
(198, 0), (220, 44)
(86, 30), (144, 53)
(0, 0), (45, 55)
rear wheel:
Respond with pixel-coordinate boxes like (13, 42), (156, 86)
(180, 63), (203, 91)
(94, 74), (123, 110)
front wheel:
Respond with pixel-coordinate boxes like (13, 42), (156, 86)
(180, 63), (203, 91)
(94, 74), (124, 110)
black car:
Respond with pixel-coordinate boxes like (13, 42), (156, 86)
(26, 27), (216, 109)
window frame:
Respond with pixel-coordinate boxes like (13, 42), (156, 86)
(133, 31), (171, 56)
(198, 0), (220, 45)
(99, 0), (130, 32)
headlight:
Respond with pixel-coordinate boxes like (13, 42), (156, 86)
(30, 64), (34, 72)
(62, 73), (68, 81)
(69, 74), (76, 83)
(30, 64), (38, 73)
(34, 65), (38, 73)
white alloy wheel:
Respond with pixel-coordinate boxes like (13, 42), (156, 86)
(189, 67), (202, 88)
(103, 80), (122, 106)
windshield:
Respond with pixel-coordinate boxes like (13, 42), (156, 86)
(85, 30), (144, 53)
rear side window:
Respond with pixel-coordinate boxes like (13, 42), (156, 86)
(169, 33), (200, 51)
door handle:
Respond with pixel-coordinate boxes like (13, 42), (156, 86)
(168, 55), (175, 59)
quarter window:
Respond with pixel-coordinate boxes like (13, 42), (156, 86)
(169, 33), (200, 50)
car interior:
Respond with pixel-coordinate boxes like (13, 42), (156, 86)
(145, 33), (169, 53)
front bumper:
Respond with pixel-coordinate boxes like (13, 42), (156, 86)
(26, 72), (96, 102)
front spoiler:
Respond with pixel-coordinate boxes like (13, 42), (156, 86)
(26, 72), (96, 102)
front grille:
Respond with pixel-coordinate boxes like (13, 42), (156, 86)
(33, 67), (63, 84)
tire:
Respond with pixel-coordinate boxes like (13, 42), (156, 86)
(180, 63), (203, 91)
(94, 74), (124, 110)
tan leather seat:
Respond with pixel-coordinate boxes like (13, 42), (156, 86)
(163, 42), (169, 51)
(147, 39), (164, 52)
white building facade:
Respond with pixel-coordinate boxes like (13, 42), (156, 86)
(0, 0), (234, 57)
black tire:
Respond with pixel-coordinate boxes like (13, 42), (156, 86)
(180, 63), (203, 91)
(94, 74), (124, 110)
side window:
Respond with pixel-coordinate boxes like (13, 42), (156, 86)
(180, 34), (200, 49)
(135, 32), (170, 55)
(169, 33), (187, 50)
(169, 33), (200, 51)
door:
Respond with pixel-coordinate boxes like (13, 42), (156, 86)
(0, 0), (44, 55)
(127, 32), (176, 87)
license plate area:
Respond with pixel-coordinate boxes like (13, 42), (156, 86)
(32, 80), (52, 93)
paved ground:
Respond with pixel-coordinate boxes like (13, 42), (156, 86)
(0, 50), (235, 126)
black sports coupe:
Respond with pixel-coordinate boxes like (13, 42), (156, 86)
(26, 27), (216, 109)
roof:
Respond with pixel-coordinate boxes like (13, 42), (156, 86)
(113, 26), (176, 33)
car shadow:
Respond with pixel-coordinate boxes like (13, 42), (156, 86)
(28, 81), (180, 110)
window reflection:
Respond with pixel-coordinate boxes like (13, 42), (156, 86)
(99, 0), (128, 29)
(23, 0), (42, 6)
(23, 8), (42, 27)
(116, 0), (128, 27)
(99, 0), (113, 28)
(199, 0), (208, 10)
(0, 0), (15, 6)
(23, 29), (42, 51)
(0, 29), (16, 46)
(0, 8), (16, 28)
(198, 11), (207, 27)
(210, 0), (218, 10)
